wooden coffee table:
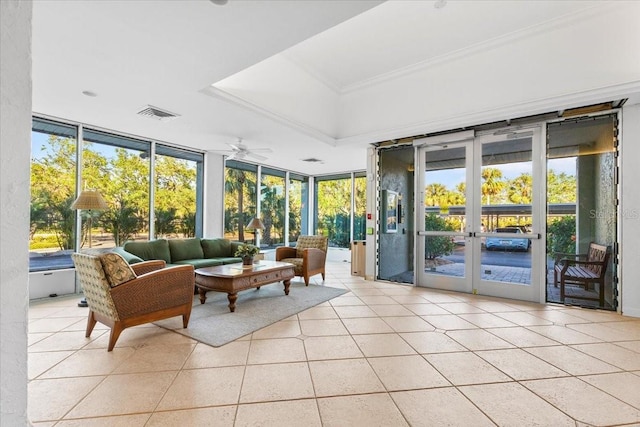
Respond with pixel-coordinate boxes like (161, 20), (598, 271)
(194, 260), (295, 312)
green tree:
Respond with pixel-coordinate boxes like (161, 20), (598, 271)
(481, 167), (505, 205)
(547, 169), (577, 203)
(508, 173), (533, 204)
(425, 183), (447, 207)
(100, 199), (142, 246)
(316, 178), (352, 247)
(547, 215), (576, 255)
(155, 208), (177, 238)
(225, 168), (257, 242)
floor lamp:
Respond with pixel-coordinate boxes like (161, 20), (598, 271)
(246, 217), (265, 246)
(71, 190), (108, 307)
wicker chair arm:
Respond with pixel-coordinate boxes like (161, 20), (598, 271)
(303, 248), (326, 271)
(130, 260), (167, 276)
(276, 246), (296, 261)
(110, 264), (194, 318)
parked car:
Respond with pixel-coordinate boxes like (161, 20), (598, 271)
(485, 227), (531, 251)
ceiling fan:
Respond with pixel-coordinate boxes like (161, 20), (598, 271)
(221, 138), (273, 161)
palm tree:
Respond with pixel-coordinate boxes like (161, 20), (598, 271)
(425, 183), (447, 207)
(481, 167), (505, 205)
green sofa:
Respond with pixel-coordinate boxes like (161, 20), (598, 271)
(116, 238), (243, 269)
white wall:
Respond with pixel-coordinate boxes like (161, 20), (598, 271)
(621, 103), (640, 317)
(203, 152), (225, 237)
(0, 0), (32, 425)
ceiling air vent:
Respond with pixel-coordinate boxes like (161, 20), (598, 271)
(302, 158), (323, 163)
(136, 105), (180, 121)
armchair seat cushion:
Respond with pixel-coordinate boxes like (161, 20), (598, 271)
(98, 253), (137, 287)
(280, 258), (303, 275)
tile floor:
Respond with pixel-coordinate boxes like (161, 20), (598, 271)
(28, 262), (640, 426)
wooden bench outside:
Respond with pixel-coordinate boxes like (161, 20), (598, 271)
(553, 242), (610, 306)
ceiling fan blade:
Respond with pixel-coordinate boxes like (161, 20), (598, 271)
(228, 144), (242, 151)
(250, 148), (273, 153)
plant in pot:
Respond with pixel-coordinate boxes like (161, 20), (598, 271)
(235, 243), (260, 266)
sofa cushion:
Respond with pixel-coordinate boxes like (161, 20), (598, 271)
(111, 246), (144, 264)
(98, 252), (137, 287)
(174, 258), (224, 269)
(219, 257), (243, 265)
(168, 238), (204, 262)
(201, 238), (233, 258)
(296, 236), (328, 258)
(123, 239), (171, 264)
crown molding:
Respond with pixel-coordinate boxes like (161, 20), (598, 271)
(200, 86), (338, 146)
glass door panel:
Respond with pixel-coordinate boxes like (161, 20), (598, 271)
(417, 141), (472, 293)
(546, 115), (617, 310)
(473, 130), (542, 301)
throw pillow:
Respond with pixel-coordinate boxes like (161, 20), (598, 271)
(99, 252), (137, 287)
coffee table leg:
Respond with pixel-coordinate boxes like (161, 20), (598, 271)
(198, 288), (207, 304)
(283, 279), (290, 295)
(227, 292), (238, 312)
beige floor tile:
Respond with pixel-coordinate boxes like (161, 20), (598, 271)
(28, 376), (105, 422)
(183, 341), (250, 368)
(299, 319), (349, 336)
(389, 295), (430, 304)
(113, 343), (195, 374)
(527, 325), (603, 344)
(235, 399), (321, 427)
(332, 305), (378, 318)
(437, 302), (487, 314)
(580, 372), (640, 409)
(146, 406), (236, 426)
(391, 388), (495, 427)
(527, 309), (592, 325)
(421, 293), (465, 303)
(382, 316), (434, 333)
(380, 287), (415, 296)
(39, 347), (134, 378)
(55, 414), (151, 426)
(341, 317), (394, 335)
(358, 295), (397, 305)
(28, 332), (54, 347)
(615, 340), (640, 353)
(303, 335), (364, 360)
(476, 348), (568, 380)
(240, 362), (314, 403)
(568, 322), (640, 341)
(251, 320), (301, 339)
(352, 333), (416, 357)
(486, 326), (560, 347)
(349, 288), (386, 296)
(404, 303), (450, 316)
(400, 331), (467, 353)
(82, 325), (191, 350)
(29, 317), (85, 333)
(247, 338), (306, 364)
(66, 371), (177, 418)
(524, 346), (621, 376)
(157, 366), (244, 410)
(571, 342), (640, 370)
(329, 296), (364, 306)
(309, 358), (385, 397)
(446, 329), (515, 351)
(458, 313), (517, 328)
(424, 352), (511, 386)
(421, 314), (478, 330)
(317, 394), (409, 427)
(28, 350), (74, 380)
(565, 308), (633, 323)
(297, 306), (339, 320)
(523, 377), (640, 425)
(28, 330), (105, 352)
(460, 382), (575, 426)
(368, 355), (450, 391)
(368, 304), (414, 317)
(494, 310), (554, 326)
(469, 300), (520, 312)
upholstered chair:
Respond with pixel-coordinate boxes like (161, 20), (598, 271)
(275, 235), (328, 286)
(72, 252), (194, 351)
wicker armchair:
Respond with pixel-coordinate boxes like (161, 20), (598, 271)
(275, 235), (328, 286)
(72, 253), (194, 351)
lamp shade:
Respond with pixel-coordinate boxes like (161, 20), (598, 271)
(71, 190), (108, 210)
(247, 217), (265, 231)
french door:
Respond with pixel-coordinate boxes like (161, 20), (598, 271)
(415, 128), (544, 302)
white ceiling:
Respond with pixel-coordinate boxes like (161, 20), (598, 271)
(32, 0), (640, 175)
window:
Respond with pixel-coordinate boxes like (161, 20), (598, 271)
(353, 173), (367, 241)
(224, 161), (257, 243)
(260, 168), (286, 248)
(289, 173), (309, 245)
(30, 119), (78, 271)
(315, 175), (353, 248)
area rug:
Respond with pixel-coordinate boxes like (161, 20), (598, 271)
(154, 282), (347, 347)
